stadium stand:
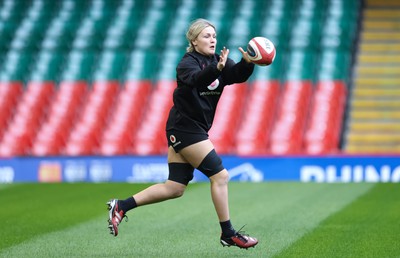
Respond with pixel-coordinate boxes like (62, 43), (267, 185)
(344, 0), (400, 153)
(31, 81), (88, 156)
(304, 81), (347, 154)
(0, 81), (55, 156)
(100, 80), (151, 155)
(209, 82), (248, 154)
(270, 80), (313, 155)
(131, 79), (174, 155)
(0, 0), (364, 157)
(64, 81), (119, 156)
(0, 81), (23, 140)
(236, 80), (279, 155)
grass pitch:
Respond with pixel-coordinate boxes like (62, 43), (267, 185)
(0, 182), (399, 257)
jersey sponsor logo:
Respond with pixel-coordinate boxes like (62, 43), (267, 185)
(207, 79), (219, 90)
(173, 141), (182, 148)
(170, 135), (181, 147)
(199, 91), (221, 96)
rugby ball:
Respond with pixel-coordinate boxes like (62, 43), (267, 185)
(247, 37), (276, 66)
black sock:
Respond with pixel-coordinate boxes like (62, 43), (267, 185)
(220, 220), (236, 237)
(119, 197), (137, 212)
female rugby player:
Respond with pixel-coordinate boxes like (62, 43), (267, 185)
(107, 18), (258, 249)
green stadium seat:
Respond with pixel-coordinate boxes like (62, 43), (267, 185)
(8, 0), (60, 52)
(133, 0), (179, 51)
(103, 21), (138, 50)
(289, 19), (322, 50)
(321, 19), (357, 50)
(227, 0), (263, 49)
(41, 15), (81, 51)
(0, 0), (30, 24)
(189, 0), (210, 19)
(60, 50), (96, 81)
(318, 49), (351, 80)
(268, 0), (298, 18)
(9, 23), (43, 51)
(0, 50), (34, 82)
(92, 50), (128, 81)
(40, 0), (99, 52)
(327, 0), (361, 20)
(259, 19), (289, 50)
(157, 49), (183, 80)
(290, 0), (326, 50)
(72, 19), (110, 51)
(284, 49), (317, 81)
(68, 0), (121, 51)
(28, 50), (65, 82)
(101, 0), (146, 48)
(124, 50), (159, 81)
(41, 33), (73, 51)
(0, 20), (17, 51)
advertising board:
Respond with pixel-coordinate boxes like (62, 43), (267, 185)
(1, 155), (399, 183)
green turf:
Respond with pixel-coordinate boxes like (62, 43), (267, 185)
(275, 183), (400, 258)
(0, 182), (398, 257)
(0, 183), (152, 249)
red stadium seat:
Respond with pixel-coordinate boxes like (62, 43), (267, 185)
(63, 81), (119, 156)
(0, 81), (55, 156)
(131, 80), (175, 155)
(0, 137), (26, 157)
(32, 125), (66, 156)
(270, 80), (312, 155)
(0, 82), (23, 140)
(209, 83), (248, 154)
(236, 80), (280, 155)
(31, 81), (89, 156)
(99, 80), (152, 155)
(304, 81), (346, 154)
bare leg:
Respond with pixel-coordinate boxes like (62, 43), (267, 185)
(133, 180), (186, 206)
(210, 169), (230, 222)
(177, 141), (231, 222)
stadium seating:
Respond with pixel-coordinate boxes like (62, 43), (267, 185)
(64, 81), (119, 156)
(270, 81), (312, 155)
(31, 81), (88, 156)
(209, 82), (247, 154)
(0, 0), (364, 156)
(131, 80), (175, 155)
(235, 80), (279, 155)
(304, 81), (347, 154)
(0, 81), (23, 140)
(0, 81), (55, 156)
(99, 80), (152, 155)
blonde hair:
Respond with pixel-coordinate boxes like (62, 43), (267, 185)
(186, 18), (216, 53)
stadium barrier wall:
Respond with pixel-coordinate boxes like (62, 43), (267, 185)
(0, 155), (399, 183)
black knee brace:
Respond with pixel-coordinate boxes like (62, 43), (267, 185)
(168, 163), (194, 185)
(197, 149), (224, 178)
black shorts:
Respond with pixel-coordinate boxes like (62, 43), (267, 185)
(166, 130), (208, 152)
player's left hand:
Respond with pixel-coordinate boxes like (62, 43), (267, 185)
(239, 47), (252, 63)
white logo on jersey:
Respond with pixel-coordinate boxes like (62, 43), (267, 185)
(207, 79), (220, 90)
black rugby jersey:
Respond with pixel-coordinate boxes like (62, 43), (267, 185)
(166, 50), (255, 134)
